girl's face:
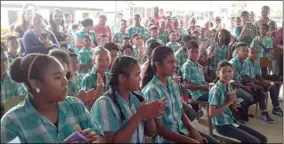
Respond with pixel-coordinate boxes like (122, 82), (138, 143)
(217, 65), (234, 84)
(24, 10), (33, 22)
(39, 60), (68, 102)
(123, 48), (134, 57)
(93, 52), (110, 72)
(123, 63), (141, 91)
(187, 48), (199, 61)
(32, 15), (43, 29)
(132, 35), (143, 46)
(69, 56), (78, 73)
(65, 15), (72, 24)
(1, 54), (7, 76)
(158, 53), (176, 77)
(83, 38), (91, 48)
(52, 11), (63, 25)
(218, 31), (226, 42)
(169, 32), (177, 41)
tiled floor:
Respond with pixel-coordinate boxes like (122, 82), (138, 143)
(194, 95), (283, 143)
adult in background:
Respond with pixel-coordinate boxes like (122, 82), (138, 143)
(64, 12), (73, 33)
(254, 6), (275, 35)
(153, 6), (160, 26)
(48, 8), (70, 51)
(159, 8), (166, 20)
(93, 14), (112, 42)
(13, 8), (34, 55)
(126, 14), (150, 40)
(22, 13), (59, 54)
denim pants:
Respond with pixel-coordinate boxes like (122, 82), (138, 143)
(236, 89), (254, 112)
(215, 122), (267, 143)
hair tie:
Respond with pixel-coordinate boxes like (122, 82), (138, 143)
(27, 55), (40, 87)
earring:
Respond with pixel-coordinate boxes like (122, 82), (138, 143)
(36, 88), (40, 93)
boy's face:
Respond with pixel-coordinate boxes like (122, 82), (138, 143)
(259, 26), (268, 36)
(134, 16), (141, 25)
(83, 38), (91, 48)
(7, 39), (19, 51)
(261, 8), (270, 18)
(122, 39), (131, 45)
(249, 48), (258, 61)
(120, 21), (127, 30)
(187, 48), (199, 61)
(150, 29), (158, 38)
(169, 32), (177, 41)
(237, 46), (249, 60)
(123, 48), (134, 57)
(236, 18), (242, 26)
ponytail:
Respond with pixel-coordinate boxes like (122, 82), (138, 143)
(141, 60), (155, 88)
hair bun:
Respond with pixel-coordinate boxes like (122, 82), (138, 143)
(10, 57), (24, 83)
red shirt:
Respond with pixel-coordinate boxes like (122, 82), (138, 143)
(92, 24), (112, 42)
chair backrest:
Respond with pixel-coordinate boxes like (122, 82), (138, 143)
(4, 96), (26, 113)
(259, 57), (272, 68)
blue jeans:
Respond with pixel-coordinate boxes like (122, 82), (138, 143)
(215, 122), (267, 143)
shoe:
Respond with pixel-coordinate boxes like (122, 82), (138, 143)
(272, 107), (283, 117)
(260, 111), (274, 124)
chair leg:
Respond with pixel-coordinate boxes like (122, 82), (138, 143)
(206, 105), (213, 136)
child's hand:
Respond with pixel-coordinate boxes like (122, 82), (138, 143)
(44, 41), (53, 48)
(138, 99), (167, 120)
(74, 124), (99, 143)
(228, 92), (237, 104)
(77, 90), (88, 103)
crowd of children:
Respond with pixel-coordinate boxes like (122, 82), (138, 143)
(0, 3), (283, 143)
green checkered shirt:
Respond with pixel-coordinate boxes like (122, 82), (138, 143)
(126, 25), (150, 39)
(180, 59), (207, 100)
(113, 32), (129, 43)
(1, 72), (24, 103)
(166, 41), (182, 52)
(142, 75), (189, 143)
(229, 57), (249, 83)
(132, 45), (143, 64)
(244, 59), (261, 79)
(67, 73), (85, 96)
(174, 48), (188, 70)
(208, 80), (236, 126)
(250, 36), (273, 57)
(6, 52), (20, 68)
(1, 96), (104, 143)
(80, 68), (110, 95)
(91, 90), (146, 143)
(207, 42), (229, 71)
(235, 26), (257, 45)
(158, 30), (169, 44)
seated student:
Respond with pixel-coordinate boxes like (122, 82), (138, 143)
(207, 29), (232, 80)
(104, 42), (119, 69)
(250, 23), (273, 76)
(98, 34), (108, 48)
(166, 31), (182, 53)
(121, 44), (134, 57)
(141, 46), (220, 143)
(77, 35), (93, 73)
(200, 28), (211, 47)
(113, 19), (129, 46)
(209, 60), (267, 143)
(81, 47), (111, 109)
(245, 47), (283, 116)
(180, 41), (210, 101)
(158, 20), (169, 45)
(1, 54), (106, 143)
(70, 24), (80, 50)
(91, 56), (167, 143)
(146, 25), (164, 46)
(121, 36), (131, 46)
(175, 37), (191, 71)
(131, 33), (144, 64)
(229, 43), (273, 123)
(1, 47), (26, 104)
(6, 35), (20, 68)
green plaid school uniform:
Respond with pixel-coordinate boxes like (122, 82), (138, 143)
(235, 26), (257, 45)
(207, 42), (229, 71)
(113, 32), (129, 43)
(142, 75), (189, 143)
(91, 90), (146, 143)
(180, 59), (207, 100)
(1, 72), (23, 103)
(75, 29), (96, 55)
(126, 25), (150, 39)
(250, 36), (273, 57)
(158, 30), (169, 44)
(132, 45), (143, 64)
(166, 41), (182, 52)
(6, 52), (20, 68)
(200, 38), (211, 47)
(175, 48), (188, 70)
(145, 37), (164, 46)
(111, 25), (120, 35)
(67, 73), (84, 96)
(229, 57), (249, 83)
(1, 96), (104, 143)
(80, 68), (110, 94)
(208, 80), (236, 126)
(244, 59), (262, 79)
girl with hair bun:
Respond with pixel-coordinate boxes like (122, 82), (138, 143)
(1, 53), (106, 143)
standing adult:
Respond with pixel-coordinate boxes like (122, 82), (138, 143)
(22, 13), (59, 54)
(254, 6), (275, 35)
(48, 8), (70, 51)
(153, 6), (161, 26)
(159, 8), (166, 20)
(92, 14), (112, 42)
